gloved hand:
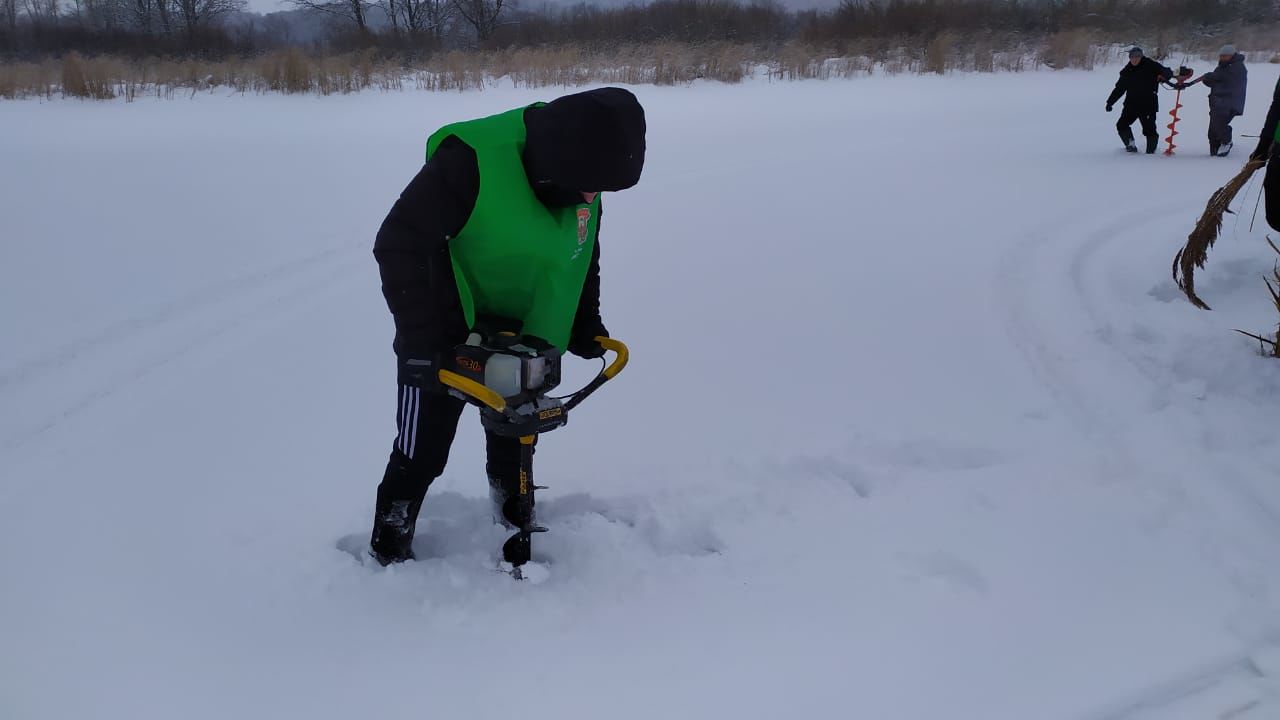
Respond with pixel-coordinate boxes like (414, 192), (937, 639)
(1252, 142), (1273, 164)
(397, 353), (446, 391)
(568, 334), (608, 360)
(1106, 104), (1114, 113)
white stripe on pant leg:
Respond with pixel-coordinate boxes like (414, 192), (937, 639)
(407, 387), (421, 459)
(397, 385), (408, 454)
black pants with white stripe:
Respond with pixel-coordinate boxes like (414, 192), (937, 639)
(374, 384), (527, 532)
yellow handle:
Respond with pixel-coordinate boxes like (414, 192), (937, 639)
(597, 336), (629, 380)
(441, 339), (627, 412)
(438, 369), (507, 412)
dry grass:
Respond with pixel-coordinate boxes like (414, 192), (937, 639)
(971, 35), (995, 74)
(0, 60), (58, 99)
(1196, 23), (1280, 60)
(1235, 238), (1280, 357)
(925, 31), (959, 75)
(1173, 157), (1268, 310)
(1038, 28), (1103, 71)
(0, 32), (1167, 102)
(61, 52), (117, 99)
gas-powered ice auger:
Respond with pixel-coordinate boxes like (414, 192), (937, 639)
(436, 330), (628, 580)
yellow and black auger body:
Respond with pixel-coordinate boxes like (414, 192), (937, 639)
(437, 331), (628, 579)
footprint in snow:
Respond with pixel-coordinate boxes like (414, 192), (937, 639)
(900, 550), (990, 596)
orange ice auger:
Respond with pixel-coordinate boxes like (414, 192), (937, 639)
(1164, 83), (1184, 156)
(1164, 66), (1195, 156)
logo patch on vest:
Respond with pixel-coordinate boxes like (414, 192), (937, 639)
(576, 208), (591, 246)
(571, 208), (591, 261)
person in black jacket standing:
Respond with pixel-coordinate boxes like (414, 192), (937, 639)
(1107, 47), (1181, 154)
(1252, 75), (1280, 231)
(369, 88), (646, 565)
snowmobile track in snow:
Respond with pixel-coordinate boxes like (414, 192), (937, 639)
(0, 242), (367, 492)
(1086, 638), (1280, 720)
(1000, 200), (1280, 719)
(0, 243), (355, 394)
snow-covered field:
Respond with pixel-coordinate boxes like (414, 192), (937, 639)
(5, 67), (1280, 719)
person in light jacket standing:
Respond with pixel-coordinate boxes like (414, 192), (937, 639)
(1182, 45), (1247, 156)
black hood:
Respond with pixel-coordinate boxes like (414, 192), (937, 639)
(523, 87), (646, 201)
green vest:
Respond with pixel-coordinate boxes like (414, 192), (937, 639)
(426, 106), (601, 350)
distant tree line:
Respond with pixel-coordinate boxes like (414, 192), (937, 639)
(1, 0), (1276, 59)
(805, 0), (1279, 42)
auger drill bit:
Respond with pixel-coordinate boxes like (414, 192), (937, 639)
(500, 479), (547, 578)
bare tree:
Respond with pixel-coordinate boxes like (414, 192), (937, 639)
(129, 0), (162, 32)
(172, 0), (243, 38)
(22, 0), (59, 25)
(285, 0), (370, 32)
(452, 0), (503, 41)
(424, 0), (455, 40)
(2, 0), (17, 32)
(156, 0), (173, 34)
(72, 0), (125, 31)
(260, 11), (292, 43)
(385, 0), (452, 39)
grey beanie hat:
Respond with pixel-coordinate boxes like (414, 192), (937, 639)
(1128, 46), (1144, 57)
(1219, 44), (1237, 56)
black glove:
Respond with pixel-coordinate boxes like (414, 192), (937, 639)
(1106, 104), (1114, 113)
(397, 353), (446, 391)
(568, 334), (608, 360)
(1252, 142), (1273, 164)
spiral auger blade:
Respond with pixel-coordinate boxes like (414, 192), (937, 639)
(502, 524), (549, 580)
(1164, 88), (1184, 156)
(499, 482), (547, 579)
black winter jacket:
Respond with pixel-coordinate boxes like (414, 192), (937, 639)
(373, 88), (645, 359)
(1107, 57), (1176, 113)
(1255, 76), (1280, 160)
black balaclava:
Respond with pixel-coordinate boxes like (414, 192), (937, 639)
(523, 87), (646, 207)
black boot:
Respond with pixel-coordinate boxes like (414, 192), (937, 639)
(1119, 126), (1137, 153)
(1146, 136), (1159, 154)
(370, 499), (418, 565)
(369, 452), (435, 565)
